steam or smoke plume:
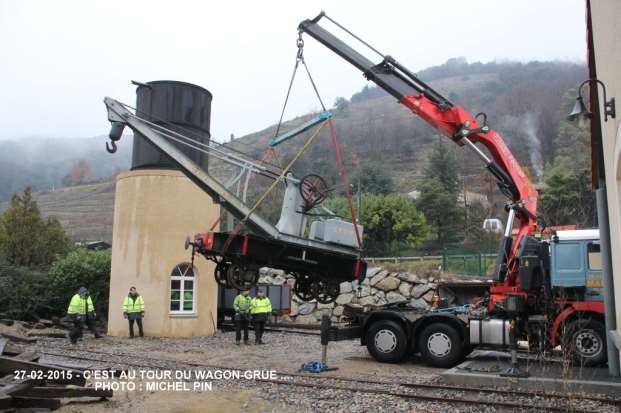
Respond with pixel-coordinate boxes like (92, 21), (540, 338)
(523, 112), (543, 180)
(498, 112), (544, 181)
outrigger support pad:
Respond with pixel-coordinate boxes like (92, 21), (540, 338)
(269, 111), (332, 147)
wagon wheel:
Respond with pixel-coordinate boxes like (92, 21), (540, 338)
(294, 273), (318, 302)
(213, 261), (229, 286)
(299, 174), (329, 211)
(226, 263), (259, 291)
(315, 279), (339, 304)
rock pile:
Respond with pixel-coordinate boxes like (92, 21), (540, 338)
(259, 267), (455, 324)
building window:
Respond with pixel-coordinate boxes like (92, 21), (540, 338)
(170, 263), (196, 314)
(588, 243), (602, 271)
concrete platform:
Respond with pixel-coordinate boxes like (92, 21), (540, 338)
(441, 350), (621, 397)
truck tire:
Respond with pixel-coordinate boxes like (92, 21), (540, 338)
(418, 322), (464, 368)
(564, 319), (607, 366)
(365, 320), (408, 363)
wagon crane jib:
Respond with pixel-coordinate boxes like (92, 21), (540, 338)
(103, 95), (365, 304)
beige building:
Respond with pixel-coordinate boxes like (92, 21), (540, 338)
(588, 0), (621, 373)
(107, 169), (219, 337)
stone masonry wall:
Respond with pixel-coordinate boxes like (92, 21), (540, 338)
(258, 267), (458, 324)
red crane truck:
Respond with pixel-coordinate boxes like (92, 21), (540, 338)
(296, 12), (606, 369)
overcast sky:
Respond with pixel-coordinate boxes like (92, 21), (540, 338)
(0, 0), (586, 142)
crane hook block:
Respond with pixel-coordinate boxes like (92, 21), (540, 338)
(269, 111), (332, 147)
(106, 140), (118, 154)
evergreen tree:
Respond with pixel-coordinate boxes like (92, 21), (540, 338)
(0, 187), (70, 267)
(540, 157), (595, 227)
(416, 142), (465, 247)
(40, 218), (72, 265)
(350, 163), (395, 195)
(424, 142), (461, 193)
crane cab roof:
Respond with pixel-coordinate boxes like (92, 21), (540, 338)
(554, 229), (599, 241)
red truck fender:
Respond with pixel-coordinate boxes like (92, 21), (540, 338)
(550, 301), (605, 347)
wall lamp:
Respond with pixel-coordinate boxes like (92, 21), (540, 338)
(567, 78), (616, 123)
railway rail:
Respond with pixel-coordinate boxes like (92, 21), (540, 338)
(38, 347), (620, 412)
(218, 321), (322, 336)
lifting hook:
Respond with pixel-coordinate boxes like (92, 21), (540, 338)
(106, 140), (117, 154)
(106, 121), (125, 154)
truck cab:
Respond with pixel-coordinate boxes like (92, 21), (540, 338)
(551, 229), (603, 301)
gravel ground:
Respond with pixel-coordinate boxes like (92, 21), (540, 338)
(4, 328), (614, 413)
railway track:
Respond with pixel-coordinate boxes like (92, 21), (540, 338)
(218, 321), (321, 336)
(39, 348), (620, 412)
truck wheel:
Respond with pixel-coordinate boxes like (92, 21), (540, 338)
(418, 322), (464, 368)
(365, 320), (408, 363)
(564, 319), (607, 366)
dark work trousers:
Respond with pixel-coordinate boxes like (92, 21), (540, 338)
(69, 317), (98, 343)
(128, 318), (144, 337)
(253, 313), (268, 343)
(235, 313), (250, 342)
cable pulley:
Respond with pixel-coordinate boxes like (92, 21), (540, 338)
(300, 174), (330, 211)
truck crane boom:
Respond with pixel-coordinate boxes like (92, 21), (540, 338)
(298, 12), (540, 288)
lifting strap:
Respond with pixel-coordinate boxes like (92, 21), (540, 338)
(327, 119), (363, 251)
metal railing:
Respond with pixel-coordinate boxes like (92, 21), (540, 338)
(366, 255), (442, 264)
(442, 253), (497, 277)
(365, 253), (497, 278)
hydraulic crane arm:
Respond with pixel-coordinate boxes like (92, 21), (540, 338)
(298, 13), (539, 285)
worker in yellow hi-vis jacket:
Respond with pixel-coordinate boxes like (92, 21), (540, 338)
(233, 289), (252, 345)
(250, 290), (272, 345)
(67, 287), (102, 344)
(123, 286), (145, 338)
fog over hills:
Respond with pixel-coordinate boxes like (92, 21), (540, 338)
(0, 135), (131, 201)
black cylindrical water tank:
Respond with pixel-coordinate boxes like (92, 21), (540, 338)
(131, 80), (212, 171)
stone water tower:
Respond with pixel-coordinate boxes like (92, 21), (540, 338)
(107, 81), (219, 337)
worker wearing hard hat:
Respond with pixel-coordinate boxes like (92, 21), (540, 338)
(67, 287), (102, 344)
(233, 289), (252, 345)
(250, 290), (272, 345)
(123, 286), (145, 338)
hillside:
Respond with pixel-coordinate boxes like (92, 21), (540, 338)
(0, 181), (116, 242)
(226, 59), (586, 195)
(0, 59), (587, 241)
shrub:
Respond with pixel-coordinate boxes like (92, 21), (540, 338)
(48, 249), (111, 319)
(0, 264), (54, 320)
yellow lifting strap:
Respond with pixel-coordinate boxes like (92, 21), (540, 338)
(221, 119), (328, 252)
